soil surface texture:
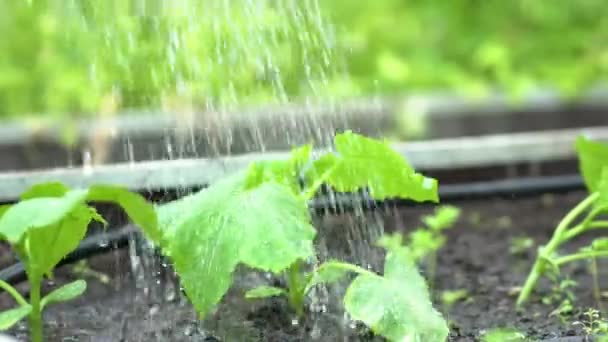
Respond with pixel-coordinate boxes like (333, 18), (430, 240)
(0, 190), (606, 341)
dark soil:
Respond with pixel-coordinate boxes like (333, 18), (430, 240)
(1, 191), (607, 341)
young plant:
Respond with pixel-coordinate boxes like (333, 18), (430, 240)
(154, 131), (448, 341)
(0, 183), (158, 342)
(407, 205), (460, 286)
(516, 136), (608, 307)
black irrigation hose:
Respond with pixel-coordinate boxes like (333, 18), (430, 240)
(0, 226), (139, 285)
(0, 174), (586, 286)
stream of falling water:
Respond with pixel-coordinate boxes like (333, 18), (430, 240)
(39, 1), (388, 340)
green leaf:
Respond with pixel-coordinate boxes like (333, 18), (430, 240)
(245, 144), (312, 193)
(27, 205), (95, 277)
(0, 305), (32, 330)
(86, 185), (160, 244)
(343, 233), (448, 342)
(306, 261), (353, 293)
(409, 230), (444, 261)
(245, 286), (286, 299)
(0, 189), (89, 244)
(41, 280), (87, 309)
(158, 172), (316, 319)
(307, 131), (438, 202)
(422, 205), (461, 231)
(0, 205), (9, 218)
(575, 136), (608, 192)
(20, 182), (70, 200)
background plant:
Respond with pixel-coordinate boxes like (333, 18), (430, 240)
(1, 0), (607, 119)
(0, 183), (158, 342)
(516, 136), (608, 307)
(154, 131), (449, 341)
(407, 205), (460, 286)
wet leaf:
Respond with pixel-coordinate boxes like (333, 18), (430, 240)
(41, 280), (87, 309)
(305, 261), (352, 293)
(245, 286), (286, 299)
(245, 144), (312, 194)
(87, 185), (160, 243)
(20, 182), (70, 200)
(27, 206), (98, 278)
(0, 305), (32, 330)
(157, 172), (315, 319)
(0, 190), (89, 244)
(575, 136), (608, 192)
(343, 233), (448, 342)
(307, 131), (438, 202)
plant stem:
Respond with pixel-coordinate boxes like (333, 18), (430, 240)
(561, 202), (608, 241)
(0, 280), (28, 306)
(516, 193), (598, 308)
(554, 251), (608, 266)
(563, 220), (608, 241)
(286, 261), (305, 317)
(29, 277), (43, 342)
(590, 256), (605, 313)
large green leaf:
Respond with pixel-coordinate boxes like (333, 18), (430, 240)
(245, 144), (312, 194)
(575, 136), (608, 192)
(158, 172), (316, 319)
(343, 234), (449, 342)
(0, 305), (32, 330)
(307, 131), (438, 202)
(306, 261), (352, 292)
(0, 190), (89, 244)
(41, 280), (87, 309)
(27, 206), (102, 278)
(87, 185), (161, 244)
(20, 182), (70, 200)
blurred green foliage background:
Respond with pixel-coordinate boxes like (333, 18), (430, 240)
(0, 0), (607, 119)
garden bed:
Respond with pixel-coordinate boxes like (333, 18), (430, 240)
(1, 88), (607, 172)
(1, 190), (605, 341)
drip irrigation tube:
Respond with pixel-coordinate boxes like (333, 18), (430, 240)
(0, 173), (585, 285)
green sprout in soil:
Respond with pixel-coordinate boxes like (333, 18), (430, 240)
(509, 236), (534, 255)
(153, 131), (449, 341)
(544, 277), (577, 322)
(517, 136), (608, 308)
(0, 183), (158, 342)
(407, 205), (460, 287)
(440, 289), (470, 311)
(574, 308), (608, 338)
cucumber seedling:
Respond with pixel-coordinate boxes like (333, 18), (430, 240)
(517, 136), (608, 307)
(407, 205), (460, 287)
(155, 131), (449, 341)
(0, 183), (158, 342)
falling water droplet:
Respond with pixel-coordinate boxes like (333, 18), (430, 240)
(82, 149), (92, 175)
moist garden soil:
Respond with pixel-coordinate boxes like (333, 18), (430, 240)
(1, 190), (606, 341)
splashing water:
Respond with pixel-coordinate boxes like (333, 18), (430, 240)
(12, 1), (390, 340)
